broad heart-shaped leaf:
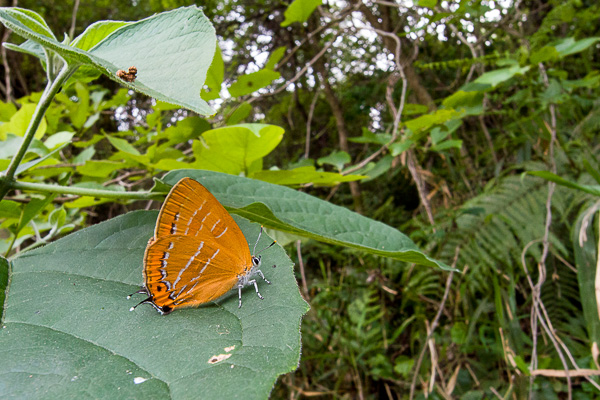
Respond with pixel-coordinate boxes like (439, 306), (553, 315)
(0, 6), (216, 116)
(0, 211), (308, 399)
(192, 124), (284, 175)
(162, 170), (452, 270)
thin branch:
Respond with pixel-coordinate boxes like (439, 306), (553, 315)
(407, 150), (435, 226)
(343, 24), (407, 175)
(296, 240), (310, 300)
(69, 0), (80, 40)
(304, 89), (320, 158)
(1, 0), (17, 103)
(409, 247), (459, 400)
(531, 369), (600, 377)
(525, 62), (575, 399)
(248, 38), (335, 104)
(274, 3), (358, 72)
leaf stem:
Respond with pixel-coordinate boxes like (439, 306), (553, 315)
(5, 180), (164, 200)
(0, 64), (75, 201)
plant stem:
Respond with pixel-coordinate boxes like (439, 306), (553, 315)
(6, 180), (164, 200)
(0, 64), (75, 201)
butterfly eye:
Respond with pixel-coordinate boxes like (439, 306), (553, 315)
(252, 256), (261, 266)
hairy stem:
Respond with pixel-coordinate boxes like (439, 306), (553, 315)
(0, 64), (76, 201)
(3, 180), (163, 201)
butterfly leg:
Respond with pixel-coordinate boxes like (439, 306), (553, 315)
(256, 269), (270, 284)
(250, 279), (264, 300)
(238, 280), (265, 308)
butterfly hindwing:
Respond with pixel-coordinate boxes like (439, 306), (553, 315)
(143, 234), (244, 310)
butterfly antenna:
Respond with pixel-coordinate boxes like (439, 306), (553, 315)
(256, 240), (277, 255)
(129, 297), (151, 312)
(253, 225), (264, 254)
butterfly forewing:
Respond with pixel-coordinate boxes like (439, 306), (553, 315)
(155, 178), (251, 264)
(144, 234), (244, 310)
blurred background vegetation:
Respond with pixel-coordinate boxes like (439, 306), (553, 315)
(1, 0), (600, 398)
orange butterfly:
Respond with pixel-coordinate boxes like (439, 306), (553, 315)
(130, 177), (274, 314)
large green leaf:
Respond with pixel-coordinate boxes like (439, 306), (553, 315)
(161, 170), (451, 270)
(0, 6), (216, 116)
(0, 211), (307, 398)
(193, 124), (284, 175)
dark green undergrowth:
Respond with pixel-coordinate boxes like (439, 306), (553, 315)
(1, 0), (600, 398)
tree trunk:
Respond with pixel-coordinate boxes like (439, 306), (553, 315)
(314, 59), (363, 213)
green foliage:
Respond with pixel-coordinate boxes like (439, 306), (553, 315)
(281, 0), (322, 27)
(229, 70), (281, 97)
(193, 124), (284, 175)
(2, 0), (600, 398)
(317, 150), (350, 171)
(572, 202), (600, 346)
(201, 46), (224, 101)
(252, 166), (366, 186)
(0, 256), (8, 317)
(0, 6), (217, 115)
(1, 212), (308, 399)
(161, 169), (450, 270)
(439, 174), (573, 294)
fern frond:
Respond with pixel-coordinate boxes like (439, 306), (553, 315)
(438, 174), (575, 295)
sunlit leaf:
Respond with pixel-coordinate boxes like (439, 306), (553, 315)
(193, 124), (284, 175)
(317, 151), (350, 171)
(200, 46), (224, 101)
(227, 102), (252, 125)
(229, 70), (280, 97)
(554, 36), (600, 57)
(76, 160), (123, 178)
(0, 103), (47, 140)
(281, 0), (322, 27)
(474, 65), (530, 87)
(265, 46), (286, 70)
(252, 166), (364, 186)
(528, 171), (600, 196)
